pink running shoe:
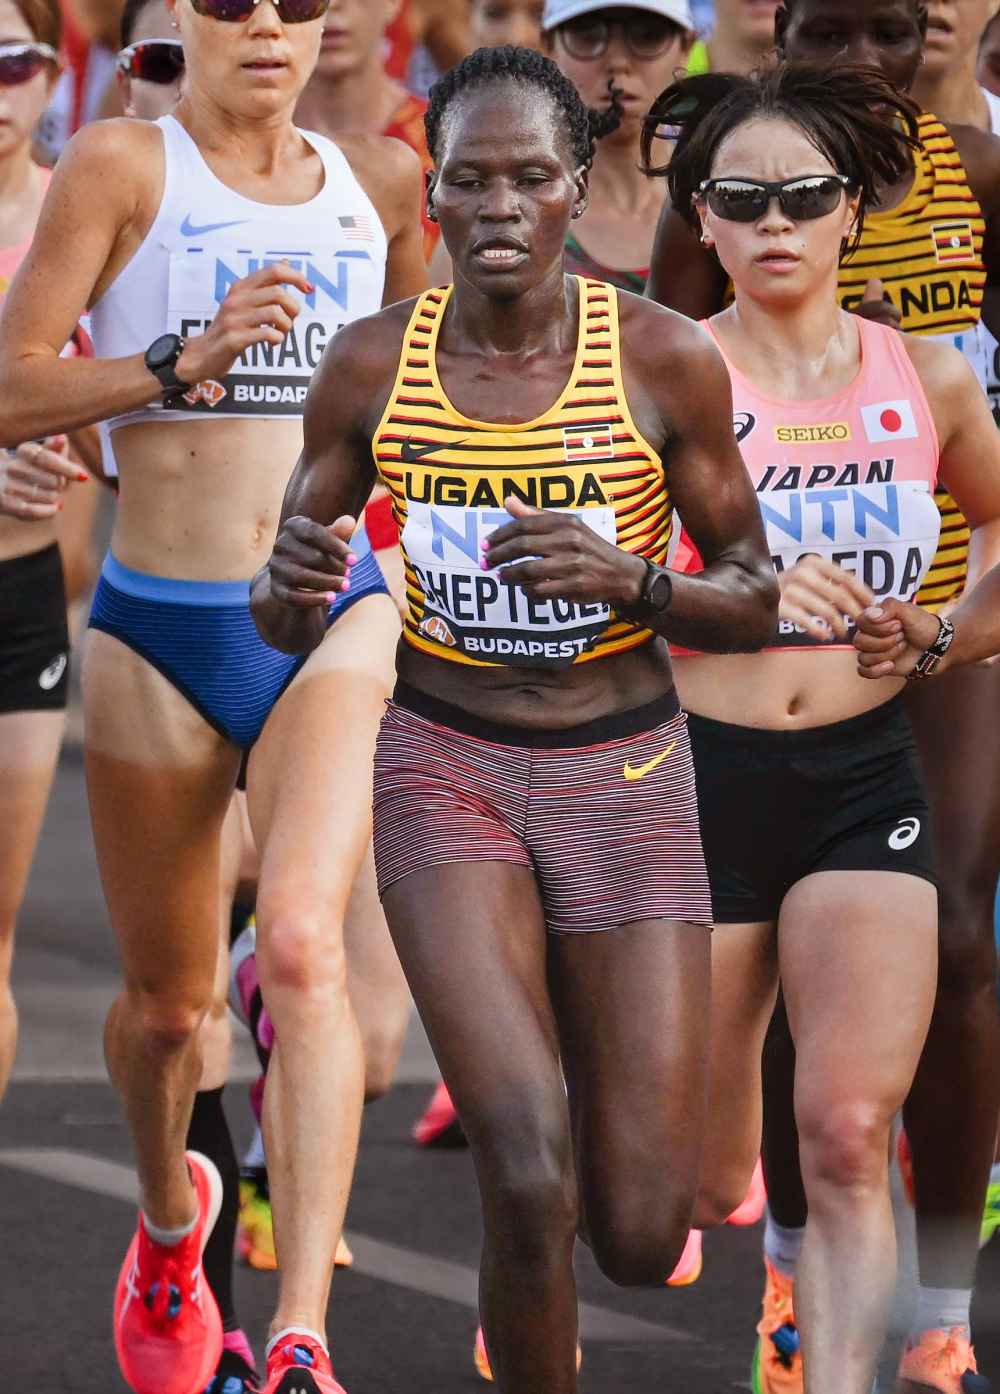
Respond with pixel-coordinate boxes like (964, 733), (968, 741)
(666, 1229), (703, 1286)
(473, 1325), (582, 1382)
(728, 1158), (767, 1226)
(260, 1332), (347, 1394)
(412, 1081), (466, 1147)
(113, 1150), (224, 1394)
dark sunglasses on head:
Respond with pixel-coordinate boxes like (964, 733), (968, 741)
(0, 41), (57, 86)
(558, 12), (684, 61)
(117, 39), (185, 84)
(697, 175), (856, 223)
(189, 0), (329, 24)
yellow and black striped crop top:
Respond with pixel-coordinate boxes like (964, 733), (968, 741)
(838, 111), (986, 609)
(372, 277), (671, 668)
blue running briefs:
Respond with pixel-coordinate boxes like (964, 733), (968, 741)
(89, 528), (388, 751)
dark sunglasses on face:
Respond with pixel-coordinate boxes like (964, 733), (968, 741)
(697, 175), (856, 223)
(189, 0), (329, 24)
(557, 12), (684, 60)
(0, 42), (57, 86)
(117, 39), (185, 84)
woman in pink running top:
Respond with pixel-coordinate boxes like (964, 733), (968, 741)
(657, 64), (1000, 1394)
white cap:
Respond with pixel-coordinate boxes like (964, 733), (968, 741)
(542, 0), (694, 33)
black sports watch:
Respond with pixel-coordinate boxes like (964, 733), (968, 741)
(622, 557), (673, 622)
(144, 333), (190, 398)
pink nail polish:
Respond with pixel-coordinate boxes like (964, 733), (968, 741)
(481, 539), (490, 551)
(325, 591), (337, 603)
(346, 552), (358, 565)
(480, 558), (489, 571)
(341, 578), (350, 591)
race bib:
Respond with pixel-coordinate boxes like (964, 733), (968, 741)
(763, 480), (941, 646)
(403, 503), (618, 668)
(165, 244), (378, 415)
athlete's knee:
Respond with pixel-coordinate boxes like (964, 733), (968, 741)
(797, 1097), (890, 1198)
(476, 1116), (577, 1265)
(588, 1185), (692, 1287)
(125, 987), (211, 1054)
(256, 902), (349, 1001)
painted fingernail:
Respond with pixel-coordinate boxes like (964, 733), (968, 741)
(480, 558), (489, 571)
(346, 552), (358, 565)
(325, 592), (338, 603)
(341, 578), (350, 591)
(481, 539), (490, 551)
(77, 472), (89, 482)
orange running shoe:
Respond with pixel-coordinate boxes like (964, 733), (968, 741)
(472, 1326), (582, 1382)
(113, 1150), (224, 1394)
(750, 1258), (803, 1394)
(728, 1159), (767, 1227)
(666, 1229), (703, 1286)
(412, 1080), (466, 1147)
(896, 1327), (990, 1393)
(237, 1175), (352, 1271)
(260, 1332), (346, 1394)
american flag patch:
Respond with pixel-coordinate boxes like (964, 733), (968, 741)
(338, 214), (376, 242)
(562, 424), (614, 462)
(932, 221), (975, 265)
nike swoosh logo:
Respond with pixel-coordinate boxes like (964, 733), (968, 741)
(401, 437), (466, 463)
(623, 741), (677, 782)
(180, 215), (250, 238)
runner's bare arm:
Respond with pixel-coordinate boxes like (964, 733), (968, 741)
(251, 307), (407, 654)
(645, 204), (727, 317)
(951, 122), (1000, 341)
(339, 135), (429, 306)
(0, 120), (311, 443)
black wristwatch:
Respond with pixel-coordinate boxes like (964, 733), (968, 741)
(906, 614), (956, 680)
(144, 333), (190, 398)
(622, 557), (673, 622)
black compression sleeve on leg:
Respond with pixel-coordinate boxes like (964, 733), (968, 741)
(187, 1085), (240, 1331)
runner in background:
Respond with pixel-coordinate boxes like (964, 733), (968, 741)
(981, 9), (1000, 101)
(685, 0), (779, 74)
(0, 0), (98, 1115)
(383, 0), (470, 87)
(470, 0), (546, 50)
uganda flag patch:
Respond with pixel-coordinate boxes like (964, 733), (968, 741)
(932, 221), (975, 265)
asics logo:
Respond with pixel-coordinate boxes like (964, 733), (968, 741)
(38, 653), (66, 690)
(888, 817), (921, 851)
(623, 741), (676, 782)
(180, 214), (250, 238)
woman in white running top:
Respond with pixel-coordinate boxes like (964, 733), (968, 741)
(0, 1), (426, 1391)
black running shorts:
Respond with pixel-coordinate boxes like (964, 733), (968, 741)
(0, 544), (70, 714)
(688, 695), (936, 924)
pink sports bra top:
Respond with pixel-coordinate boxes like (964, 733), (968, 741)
(674, 314), (942, 652)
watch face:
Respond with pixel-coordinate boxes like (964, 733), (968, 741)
(147, 333), (179, 369)
(649, 572), (672, 612)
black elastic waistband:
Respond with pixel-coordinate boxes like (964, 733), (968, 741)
(686, 693), (908, 753)
(0, 542), (62, 583)
(391, 679), (680, 748)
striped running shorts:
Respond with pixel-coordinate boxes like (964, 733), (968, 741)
(373, 681), (713, 934)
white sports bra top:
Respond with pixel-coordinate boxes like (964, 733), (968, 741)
(90, 114), (387, 430)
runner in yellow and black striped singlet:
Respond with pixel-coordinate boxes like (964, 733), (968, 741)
(255, 46), (778, 1392)
(372, 277), (673, 668)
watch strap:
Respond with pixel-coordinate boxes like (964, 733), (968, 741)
(906, 614), (955, 680)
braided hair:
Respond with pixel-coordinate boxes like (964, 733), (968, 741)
(425, 45), (622, 174)
(641, 62), (920, 258)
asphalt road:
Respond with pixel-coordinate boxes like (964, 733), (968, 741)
(6, 748), (1000, 1393)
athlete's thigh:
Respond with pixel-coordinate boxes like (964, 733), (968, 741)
(344, 843), (411, 1063)
(701, 920), (778, 1199)
(0, 710), (65, 936)
(381, 861), (567, 1151)
(83, 630), (239, 990)
(779, 870), (937, 1117)
(548, 918), (711, 1212)
(247, 595), (399, 916)
(906, 663), (1000, 906)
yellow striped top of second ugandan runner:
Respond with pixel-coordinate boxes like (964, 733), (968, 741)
(837, 111), (985, 610)
(371, 277), (671, 669)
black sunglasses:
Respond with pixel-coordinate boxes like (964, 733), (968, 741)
(117, 39), (185, 84)
(557, 13), (685, 60)
(189, 0), (329, 23)
(697, 175), (856, 223)
(0, 41), (57, 86)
